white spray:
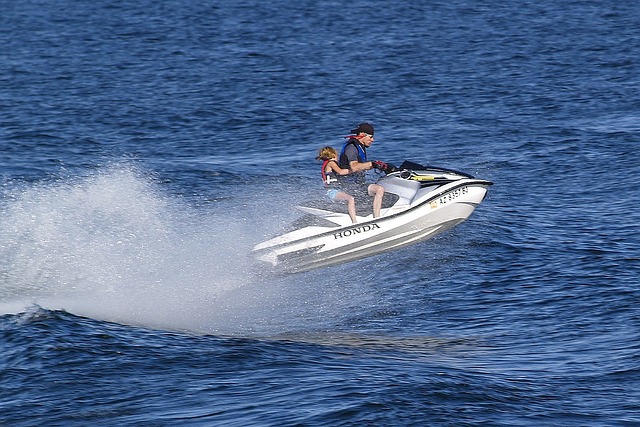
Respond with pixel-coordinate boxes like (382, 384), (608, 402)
(0, 164), (356, 335)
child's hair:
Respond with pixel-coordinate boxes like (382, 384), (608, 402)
(316, 146), (338, 161)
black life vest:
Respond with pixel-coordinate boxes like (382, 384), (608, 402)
(339, 138), (367, 169)
(338, 138), (367, 184)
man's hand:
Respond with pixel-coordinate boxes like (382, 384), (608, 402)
(372, 160), (397, 174)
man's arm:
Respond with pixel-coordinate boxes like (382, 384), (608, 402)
(344, 144), (372, 172)
(349, 160), (373, 173)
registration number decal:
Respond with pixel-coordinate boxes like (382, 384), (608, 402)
(434, 186), (469, 207)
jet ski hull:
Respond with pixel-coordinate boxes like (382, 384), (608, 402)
(254, 165), (492, 273)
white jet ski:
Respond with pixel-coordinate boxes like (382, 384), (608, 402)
(253, 161), (493, 273)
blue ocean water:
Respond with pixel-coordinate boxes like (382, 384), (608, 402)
(2, 0), (640, 425)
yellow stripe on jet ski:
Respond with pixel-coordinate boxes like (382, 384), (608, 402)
(410, 175), (436, 181)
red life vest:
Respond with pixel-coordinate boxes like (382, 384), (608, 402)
(321, 159), (339, 187)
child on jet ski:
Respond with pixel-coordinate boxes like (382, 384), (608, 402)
(316, 146), (357, 224)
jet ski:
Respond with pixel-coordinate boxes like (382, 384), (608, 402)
(253, 161), (493, 273)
